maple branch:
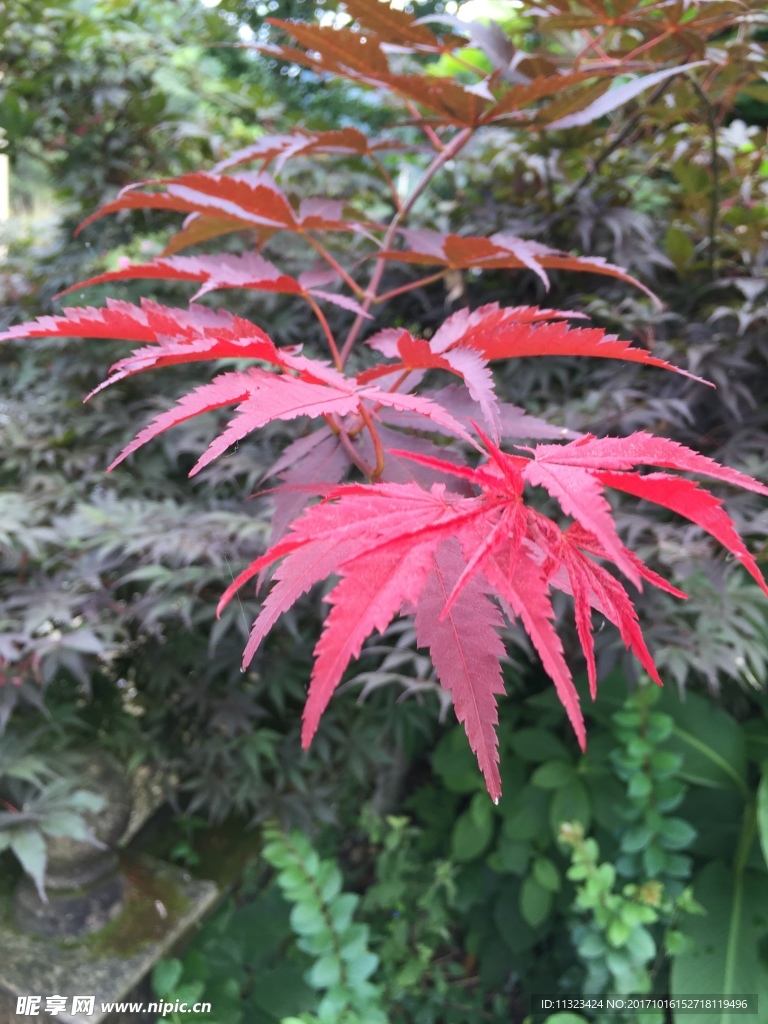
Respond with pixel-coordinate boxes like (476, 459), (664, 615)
(369, 153), (403, 213)
(405, 100), (445, 151)
(358, 403), (386, 480)
(374, 270), (449, 303)
(687, 75), (720, 280)
(305, 293), (343, 371)
(560, 76), (675, 205)
(334, 415), (375, 478)
(303, 234), (365, 298)
(388, 369), (413, 395)
(322, 413), (341, 436)
(339, 127), (474, 366)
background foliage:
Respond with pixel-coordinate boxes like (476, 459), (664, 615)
(1, 0), (768, 1020)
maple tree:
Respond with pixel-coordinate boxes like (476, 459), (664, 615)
(3, 0), (767, 803)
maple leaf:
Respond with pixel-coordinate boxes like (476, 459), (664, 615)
(379, 230), (661, 303)
(76, 171), (373, 238)
(264, 429), (350, 550)
(546, 62), (706, 129)
(358, 304), (705, 439)
(343, 0), (466, 52)
(215, 127), (407, 174)
(413, 539), (507, 801)
(57, 253), (367, 315)
(214, 426), (766, 799)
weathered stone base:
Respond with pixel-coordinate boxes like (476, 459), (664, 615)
(0, 855), (217, 1024)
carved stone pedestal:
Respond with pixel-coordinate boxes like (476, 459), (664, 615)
(0, 753), (218, 1024)
(0, 855), (218, 1024)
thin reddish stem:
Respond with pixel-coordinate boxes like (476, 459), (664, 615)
(304, 234), (365, 298)
(405, 100), (445, 151)
(305, 294), (343, 371)
(358, 403), (386, 480)
(374, 270), (449, 304)
(370, 153), (403, 213)
(334, 416), (374, 477)
(339, 126), (474, 366)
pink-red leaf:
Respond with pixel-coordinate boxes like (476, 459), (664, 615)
(547, 62), (706, 129)
(380, 230), (660, 305)
(481, 536), (586, 751)
(303, 541), (437, 747)
(597, 470), (768, 597)
(426, 303), (707, 384)
(76, 171), (371, 237)
(523, 459), (641, 587)
(108, 369), (361, 473)
(533, 433), (768, 496)
(57, 253), (368, 315)
(414, 539), (507, 802)
(216, 127), (406, 174)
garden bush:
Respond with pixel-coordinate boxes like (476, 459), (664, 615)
(2, 0), (768, 1018)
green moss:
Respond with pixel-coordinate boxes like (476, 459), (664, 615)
(83, 855), (190, 958)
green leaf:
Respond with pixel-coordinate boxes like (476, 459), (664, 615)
(520, 875), (553, 928)
(315, 861), (343, 903)
(578, 930), (607, 957)
(665, 227), (695, 269)
(757, 764), (768, 871)
(549, 779), (591, 837)
(432, 728), (484, 793)
(628, 773), (652, 799)
(533, 856), (561, 893)
(307, 954), (341, 990)
(344, 950), (379, 984)
(659, 817), (697, 851)
(502, 786), (550, 842)
(657, 689), (748, 795)
(68, 789), (106, 813)
(487, 837), (530, 875)
(152, 958), (183, 998)
(531, 760), (575, 789)
(328, 892), (358, 932)
(627, 924), (656, 964)
(671, 861), (768, 1021)
(642, 843), (667, 877)
(493, 880), (536, 954)
(41, 810), (100, 843)
(540, 1015), (591, 1023)
(607, 917), (632, 947)
(11, 829), (47, 901)
(451, 793), (494, 862)
(511, 728), (570, 762)
(290, 901), (326, 936)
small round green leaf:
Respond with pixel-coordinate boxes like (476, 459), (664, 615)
(520, 875), (553, 928)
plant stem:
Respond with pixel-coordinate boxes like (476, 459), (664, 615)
(335, 416), (375, 478)
(339, 126), (474, 366)
(561, 76), (675, 205)
(405, 100), (445, 151)
(687, 75), (720, 280)
(374, 270), (449, 303)
(358, 403), (385, 480)
(370, 153), (403, 213)
(304, 233), (366, 298)
(305, 293), (343, 370)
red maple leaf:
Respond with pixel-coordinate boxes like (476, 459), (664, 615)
(57, 253), (368, 315)
(215, 127), (408, 174)
(379, 231), (661, 303)
(216, 429), (767, 801)
(76, 171), (373, 238)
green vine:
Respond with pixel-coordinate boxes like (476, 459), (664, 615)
(261, 822), (388, 1024)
